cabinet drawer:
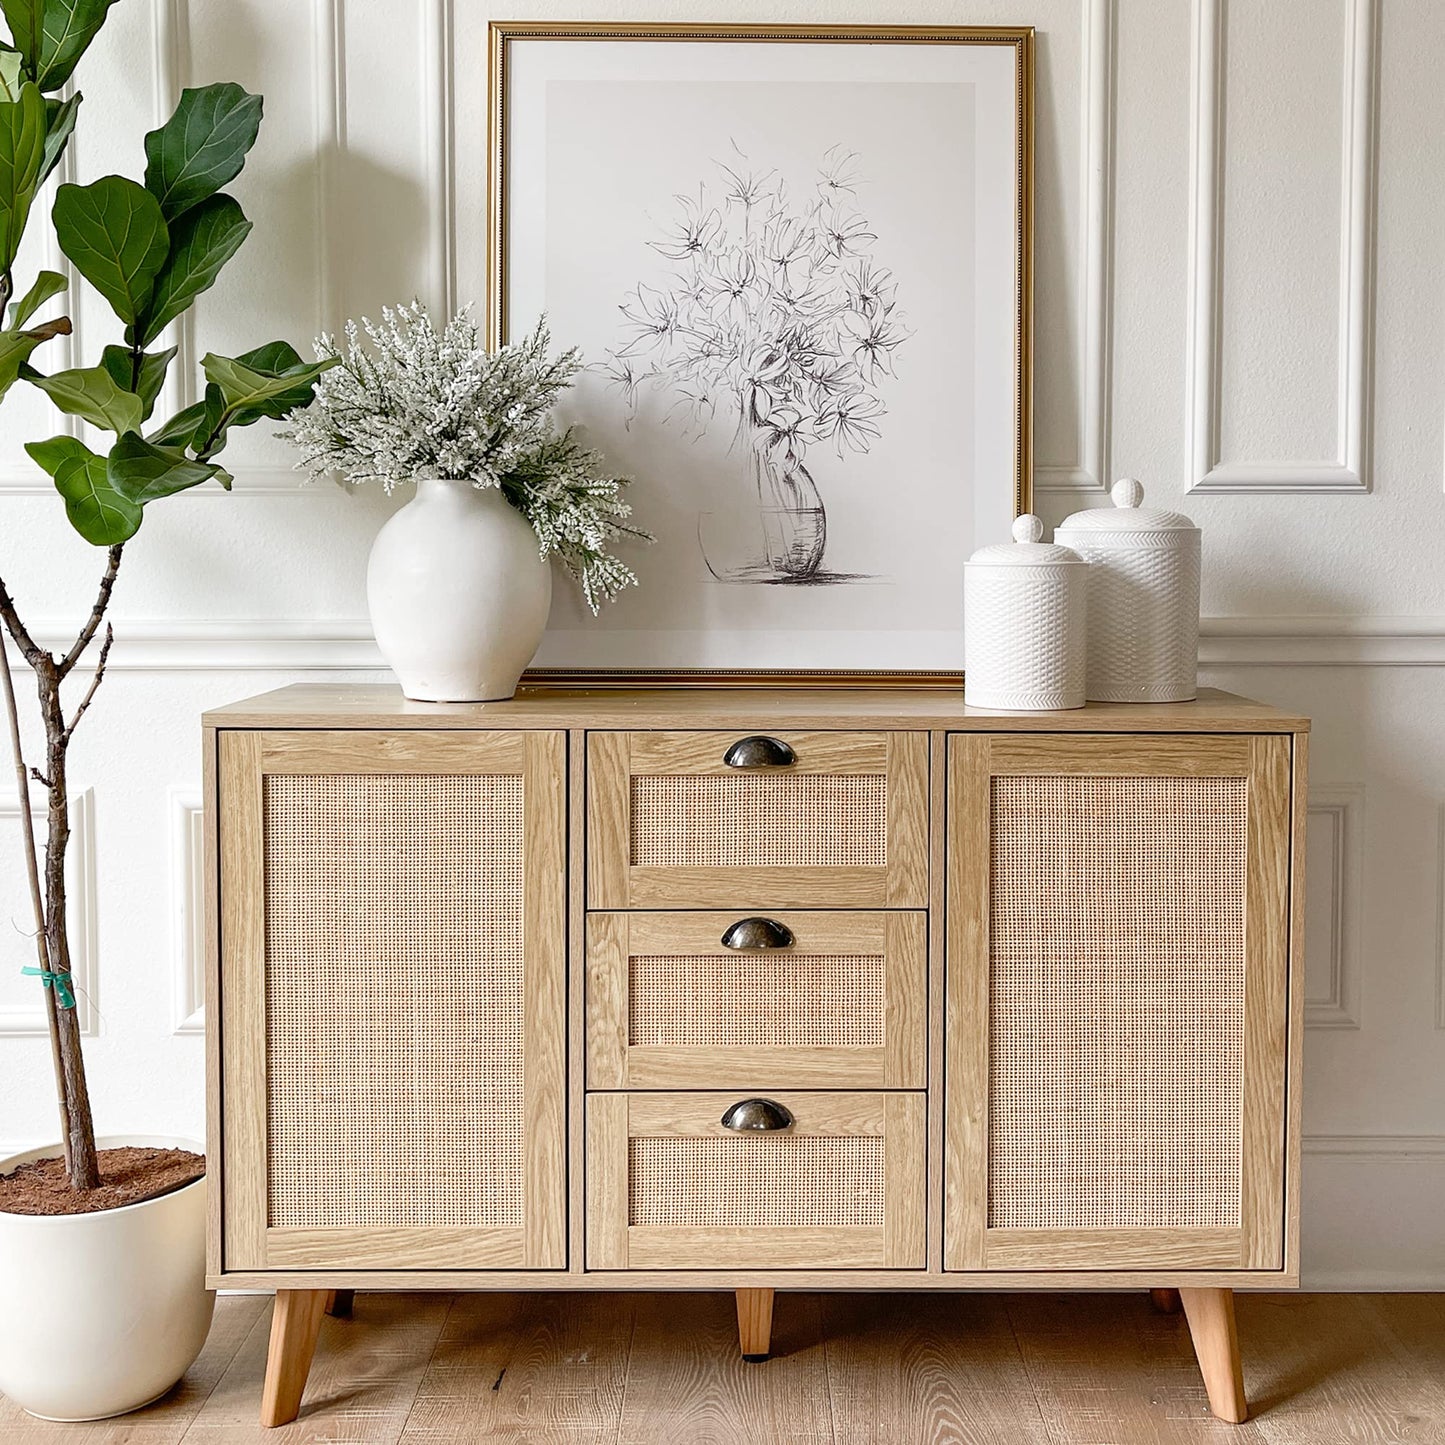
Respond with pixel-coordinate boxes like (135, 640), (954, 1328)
(586, 1092), (926, 1270)
(586, 731), (928, 909)
(587, 911), (926, 1089)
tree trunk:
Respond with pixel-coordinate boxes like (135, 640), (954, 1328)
(0, 548), (120, 1193)
(36, 659), (99, 1189)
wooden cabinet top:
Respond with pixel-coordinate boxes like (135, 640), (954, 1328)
(204, 684), (1309, 734)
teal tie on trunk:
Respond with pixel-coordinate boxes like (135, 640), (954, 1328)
(21, 966), (76, 1010)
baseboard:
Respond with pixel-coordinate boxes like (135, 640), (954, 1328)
(1300, 1135), (1445, 1288)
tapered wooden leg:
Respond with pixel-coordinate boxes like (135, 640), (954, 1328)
(260, 1289), (328, 1427)
(1151, 1288), (1182, 1314)
(1180, 1287), (1248, 1423)
(326, 1289), (354, 1318)
(736, 1288), (775, 1362)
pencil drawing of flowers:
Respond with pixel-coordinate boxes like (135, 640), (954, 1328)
(602, 146), (909, 583)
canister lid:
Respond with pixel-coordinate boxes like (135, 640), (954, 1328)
(1057, 477), (1197, 533)
(966, 514), (1087, 566)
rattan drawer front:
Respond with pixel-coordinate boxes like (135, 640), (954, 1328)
(945, 733), (1291, 1274)
(587, 731), (928, 908)
(587, 911), (925, 1089)
(586, 1092), (926, 1270)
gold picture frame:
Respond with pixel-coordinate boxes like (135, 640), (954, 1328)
(489, 21), (1034, 690)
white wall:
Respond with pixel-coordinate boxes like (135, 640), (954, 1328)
(1, 0), (1442, 1287)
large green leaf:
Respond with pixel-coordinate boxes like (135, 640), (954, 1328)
(53, 175), (169, 325)
(0, 323), (44, 401)
(36, 0), (120, 91)
(143, 83), (262, 222)
(202, 348), (334, 415)
(107, 430), (221, 502)
(38, 91), (78, 185)
(0, 46), (22, 100)
(100, 341), (174, 421)
(26, 433), (142, 544)
(136, 193), (251, 346)
(0, 79), (46, 271)
(26, 362), (143, 433)
(0, 0), (42, 76)
(7, 267), (64, 326)
(145, 387), (215, 452)
(225, 340), (332, 429)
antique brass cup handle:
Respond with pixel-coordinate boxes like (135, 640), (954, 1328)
(722, 734), (796, 768)
(721, 1098), (795, 1132)
(720, 917), (795, 950)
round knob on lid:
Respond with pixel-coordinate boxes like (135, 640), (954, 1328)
(1012, 514), (1045, 544)
(1111, 477), (1144, 509)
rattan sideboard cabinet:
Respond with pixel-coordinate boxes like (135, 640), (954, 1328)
(203, 686), (1308, 1428)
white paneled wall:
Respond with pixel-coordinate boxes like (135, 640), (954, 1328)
(1, 0), (1442, 1286)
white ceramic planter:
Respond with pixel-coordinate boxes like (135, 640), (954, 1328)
(0, 1135), (213, 1422)
(367, 476), (553, 702)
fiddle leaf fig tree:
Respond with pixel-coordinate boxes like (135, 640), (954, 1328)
(0, 2), (334, 1193)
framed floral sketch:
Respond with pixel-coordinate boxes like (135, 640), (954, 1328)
(488, 22), (1033, 684)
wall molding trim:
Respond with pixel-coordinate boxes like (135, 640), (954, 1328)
(1437, 805), (1445, 1031)
(1036, 0), (1114, 494)
(0, 788), (98, 1037)
(1197, 616), (1445, 667)
(169, 789), (205, 1037)
(1303, 1133), (1445, 1161)
(1305, 787), (1364, 1030)
(1185, 0), (1378, 494)
(312, 0), (346, 334)
(9, 614), (1445, 672)
(422, 0), (456, 315)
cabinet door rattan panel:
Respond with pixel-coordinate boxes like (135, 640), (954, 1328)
(944, 734), (1291, 1273)
(586, 1091), (925, 1270)
(587, 731), (928, 908)
(219, 730), (566, 1271)
(586, 911), (925, 1088)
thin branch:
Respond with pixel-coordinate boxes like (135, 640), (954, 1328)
(63, 622), (113, 741)
(0, 571), (47, 665)
(30, 765), (51, 788)
(57, 545), (123, 679)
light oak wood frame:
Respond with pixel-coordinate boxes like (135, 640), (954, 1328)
(944, 732), (1292, 1273)
(586, 910), (926, 1090)
(218, 729), (567, 1271)
(586, 730), (929, 909)
(587, 1091), (926, 1271)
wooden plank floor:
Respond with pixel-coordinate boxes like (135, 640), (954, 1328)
(1, 1292), (1442, 1443)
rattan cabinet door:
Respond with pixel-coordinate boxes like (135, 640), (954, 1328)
(219, 730), (566, 1272)
(587, 911), (926, 1089)
(586, 1091), (926, 1270)
(944, 733), (1292, 1273)
(587, 731), (928, 909)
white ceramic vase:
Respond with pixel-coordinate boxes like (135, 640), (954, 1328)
(0, 1135), (213, 1422)
(367, 477), (553, 702)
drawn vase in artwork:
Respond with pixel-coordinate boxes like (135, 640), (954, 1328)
(699, 440), (827, 583)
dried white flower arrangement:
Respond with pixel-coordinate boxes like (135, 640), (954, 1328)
(282, 302), (648, 611)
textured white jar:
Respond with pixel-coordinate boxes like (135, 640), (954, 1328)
(367, 477), (553, 702)
(0, 1136), (212, 1422)
(964, 515), (1088, 710)
(1056, 477), (1201, 703)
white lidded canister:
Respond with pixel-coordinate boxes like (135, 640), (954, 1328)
(1055, 477), (1201, 703)
(964, 515), (1088, 710)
